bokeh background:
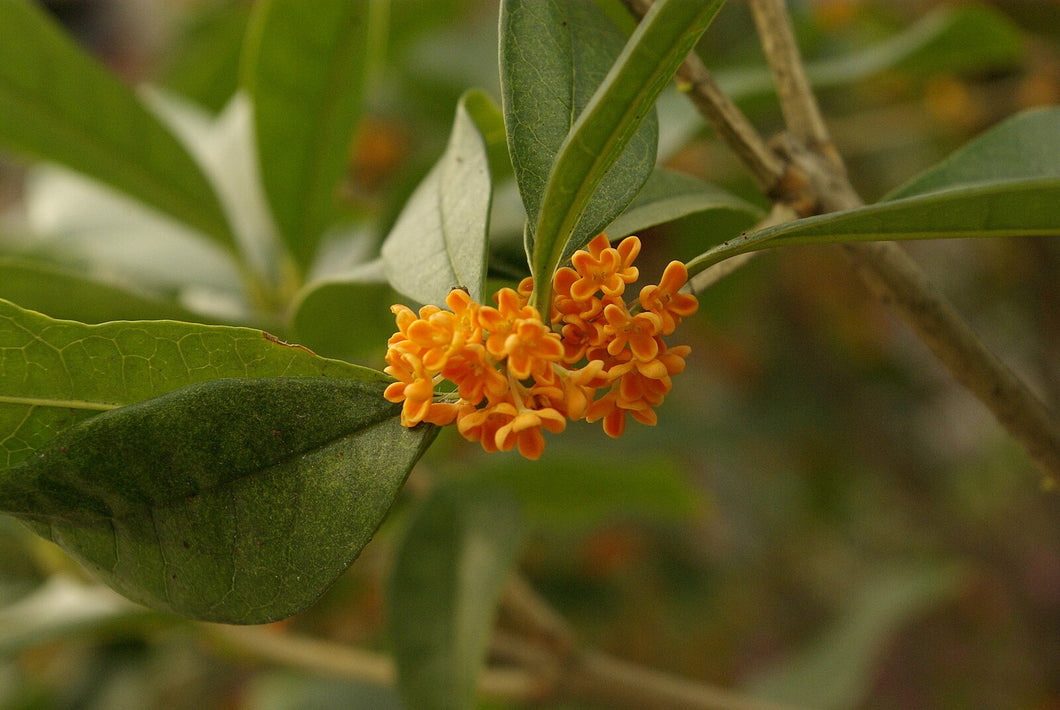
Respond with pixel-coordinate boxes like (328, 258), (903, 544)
(1, 1), (1058, 708)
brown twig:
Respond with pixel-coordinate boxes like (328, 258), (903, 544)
(747, 0), (1060, 484)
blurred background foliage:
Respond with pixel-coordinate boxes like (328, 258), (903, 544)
(1, 1), (1058, 709)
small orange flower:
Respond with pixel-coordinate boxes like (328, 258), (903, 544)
(382, 233), (697, 458)
(639, 261), (698, 335)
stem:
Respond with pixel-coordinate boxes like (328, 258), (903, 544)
(620, 0), (786, 194)
(201, 624), (542, 702)
(559, 651), (799, 710)
(746, 0), (831, 151)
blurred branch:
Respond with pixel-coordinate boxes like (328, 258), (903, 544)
(624, 0), (1060, 483)
(620, 0), (787, 195)
(748, 0), (1060, 484)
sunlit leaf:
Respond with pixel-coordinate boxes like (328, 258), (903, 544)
(241, 0), (386, 267)
(0, 299), (386, 469)
(0, 0), (234, 249)
(381, 90), (500, 305)
(522, 0), (725, 313)
(686, 108), (1060, 277)
(2, 377), (435, 623)
(389, 484), (524, 710)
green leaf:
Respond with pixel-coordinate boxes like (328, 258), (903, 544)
(686, 107), (1060, 277)
(522, 0), (725, 314)
(241, 0), (387, 268)
(0, 0), (235, 249)
(381, 90), (500, 305)
(462, 453), (704, 533)
(0, 298), (387, 470)
(1, 377), (435, 623)
(500, 0), (659, 261)
(746, 563), (965, 710)
(389, 484), (525, 710)
(290, 260), (399, 364)
(0, 257), (206, 324)
(604, 169), (764, 239)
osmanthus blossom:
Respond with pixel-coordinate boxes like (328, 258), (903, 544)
(383, 234), (698, 460)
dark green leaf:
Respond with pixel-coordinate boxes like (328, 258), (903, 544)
(381, 90), (499, 305)
(604, 169), (764, 239)
(162, 2), (251, 114)
(389, 484), (525, 710)
(1, 377), (435, 623)
(500, 0), (658, 261)
(241, 0), (386, 268)
(0, 298), (387, 470)
(686, 108), (1060, 277)
(522, 0), (724, 313)
(0, 0), (235, 248)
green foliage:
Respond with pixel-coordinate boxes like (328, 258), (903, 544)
(381, 90), (500, 305)
(0, 0), (1057, 707)
(389, 484), (524, 710)
(241, 0), (386, 268)
(687, 107), (1060, 276)
(4, 377), (433, 623)
(500, 0), (659, 269)
(0, 0), (234, 249)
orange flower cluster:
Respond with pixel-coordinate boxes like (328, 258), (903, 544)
(383, 234), (698, 459)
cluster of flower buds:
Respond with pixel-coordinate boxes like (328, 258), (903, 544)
(383, 234), (698, 459)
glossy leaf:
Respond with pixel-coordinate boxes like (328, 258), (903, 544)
(389, 484), (525, 710)
(0, 257), (205, 325)
(686, 108), (1060, 277)
(381, 90), (500, 305)
(241, 0), (386, 268)
(2, 377), (435, 623)
(500, 0), (658, 260)
(0, 299), (387, 470)
(524, 0), (725, 313)
(0, 0), (235, 248)
(604, 169), (764, 239)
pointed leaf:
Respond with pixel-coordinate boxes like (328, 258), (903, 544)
(0, 0), (234, 248)
(381, 90), (500, 305)
(604, 169), (764, 239)
(0, 299), (387, 470)
(500, 0), (658, 260)
(389, 484), (525, 710)
(2, 376), (435, 623)
(241, 0), (386, 267)
(523, 0), (725, 313)
(686, 108), (1060, 277)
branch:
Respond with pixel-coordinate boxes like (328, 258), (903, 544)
(619, 0), (787, 194)
(748, 0), (1060, 483)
